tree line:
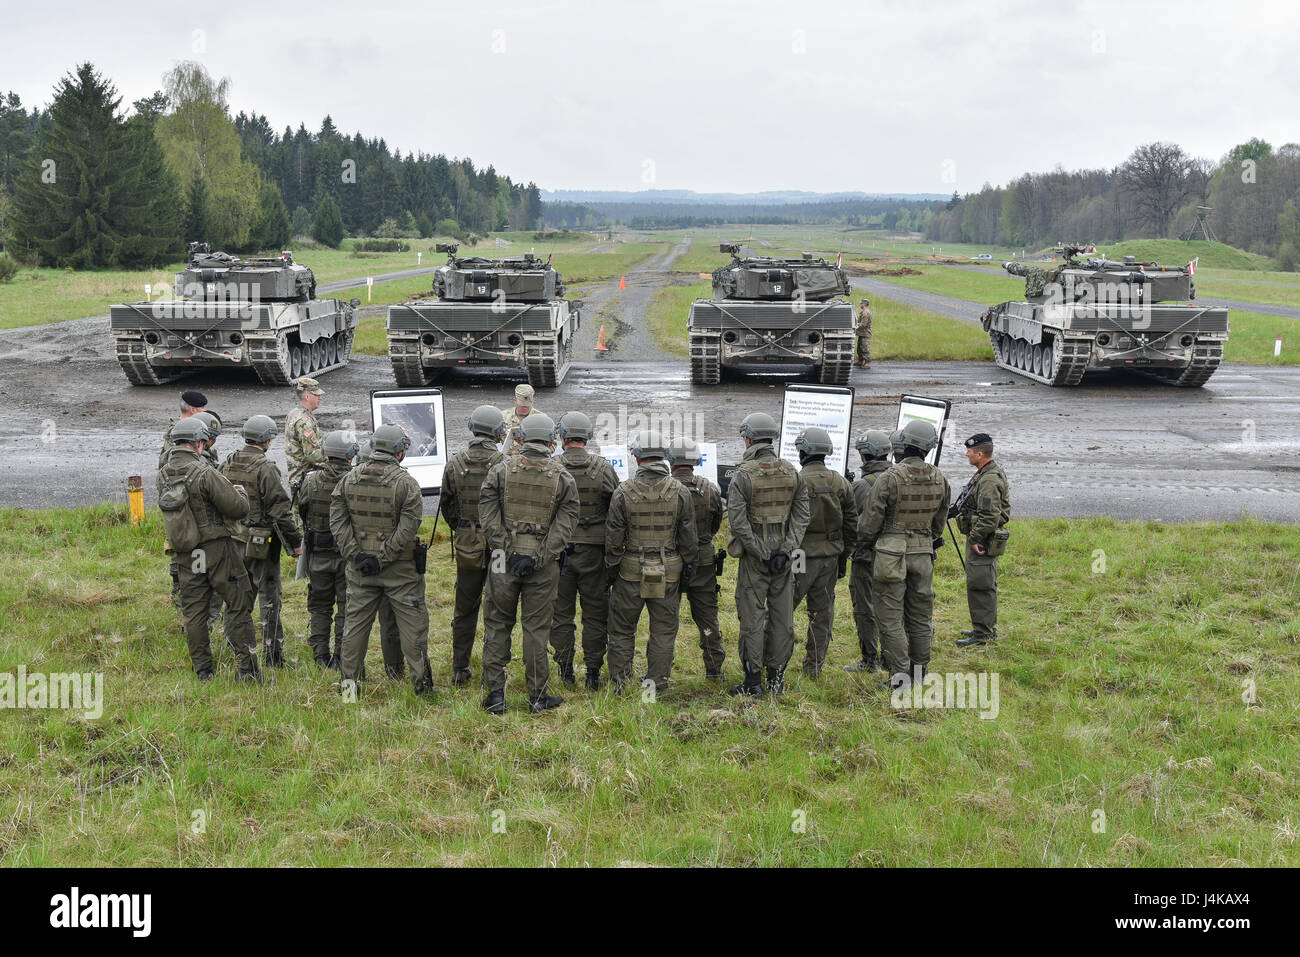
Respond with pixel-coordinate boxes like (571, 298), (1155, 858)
(0, 62), (544, 269)
(927, 139), (1300, 268)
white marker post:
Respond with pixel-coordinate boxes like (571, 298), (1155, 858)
(144, 283), (152, 303)
(418, 251), (422, 266)
(367, 276), (373, 303)
(1276, 335), (1283, 357)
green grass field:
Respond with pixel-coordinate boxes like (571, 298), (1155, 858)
(1, 505), (1296, 866)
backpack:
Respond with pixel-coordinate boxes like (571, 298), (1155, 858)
(158, 461), (203, 554)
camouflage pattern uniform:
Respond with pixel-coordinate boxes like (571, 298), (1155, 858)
(671, 464), (726, 678)
(789, 459), (857, 675)
(551, 445), (619, 682)
(157, 446), (259, 678)
(957, 460), (1011, 642)
(478, 443), (579, 700)
(330, 448), (433, 693)
(297, 460), (405, 672)
(220, 443), (303, 663)
(502, 406), (546, 456)
(849, 458), (893, 668)
(442, 436), (506, 676)
(285, 404), (327, 489)
(856, 300), (873, 367)
(604, 462), (696, 692)
(727, 442), (811, 684)
(858, 456), (951, 677)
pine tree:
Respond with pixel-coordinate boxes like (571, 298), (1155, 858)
(312, 193), (343, 247)
(250, 178), (290, 251)
(184, 176), (211, 245)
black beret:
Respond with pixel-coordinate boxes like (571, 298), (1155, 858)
(964, 433), (993, 448)
(181, 390), (208, 408)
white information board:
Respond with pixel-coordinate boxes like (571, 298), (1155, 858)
(597, 442), (717, 485)
(778, 384), (855, 475)
(369, 388), (447, 494)
(601, 445), (630, 481)
(895, 394), (952, 466)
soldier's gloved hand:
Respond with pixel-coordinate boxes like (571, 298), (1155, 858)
(507, 553), (536, 578)
(767, 552), (789, 574)
(714, 547), (727, 577)
(605, 563), (621, 589)
(355, 553), (381, 576)
(837, 554), (848, 579)
(680, 563), (693, 586)
(947, 503), (960, 519)
(933, 537), (945, 551)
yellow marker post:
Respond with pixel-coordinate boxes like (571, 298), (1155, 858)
(367, 276), (374, 303)
(127, 475), (145, 526)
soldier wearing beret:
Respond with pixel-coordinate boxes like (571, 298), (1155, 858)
(953, 433), (1011, 646)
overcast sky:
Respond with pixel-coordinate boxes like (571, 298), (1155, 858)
(5, 0), (1298, 195)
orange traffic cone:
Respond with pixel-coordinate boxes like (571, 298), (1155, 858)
(619, 275), (626, 290)
(595, 325), (608, 351)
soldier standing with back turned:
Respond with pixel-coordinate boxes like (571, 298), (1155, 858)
(845, 430), (894, 673)
(726, 412), (811, 697)
(667, 436), (727, 679)
(441, 405), (508, 686)
(954, 432), (1011, 647)
(551, 411), (620, 690)
(856, 299), (873, 369)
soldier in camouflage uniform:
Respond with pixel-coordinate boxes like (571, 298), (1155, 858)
(157, 417), (261, 682)
(296, 431), (405, 674)
(845, 430), (894, 673)
(1004, 261), (1068, 299)
(441, 406), (508, 686)
(478, 413), (579, 713)
(501, 383), (545, 456)
(789, 427), (857, 678)
(856, 299), (873, 368)
(551, 411), (620, 690)
(331, 424), (434, 697)
(858, 419), (951, 686)
(954, 432), (1011, 647)
(726, 412), (811, 696)
(667, 436), (726, 679)
(604, 430), (696, 696)
(285, 376), (328, 492)
(162, 390), (209, 599)
(219, 415), (303, 666)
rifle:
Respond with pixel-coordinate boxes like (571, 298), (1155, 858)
(947, 519), (965, 571)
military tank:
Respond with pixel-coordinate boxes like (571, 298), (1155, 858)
(688, 244), (855, 385)
(112, 243), (360, 386)
(385, 244), (581, 388)
(981, 246), (1229, 387)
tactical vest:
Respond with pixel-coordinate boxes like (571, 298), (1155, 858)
(885, 461), (947, 534)
(503, 454), (562, 554)
(563, 449), (610, 544)
(620, 473), (684, 581)
(450, 445), (503, 529)
(676, 473), (714, 545)
(220, 447), (267, 526)
(742, 457), (798, 527)
(302, 462), (350, 537)
(343, 460), (404, 556)
(160, 454), (227, 542)
(801, 464), (844, 554)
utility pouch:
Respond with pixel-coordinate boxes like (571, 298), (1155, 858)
(454, 525), (487, 570)
(413, 541), (428, 575)
(640, 560), (666, 599)
(987, 527), (1010, 557)
(245, 527), (272, 561)
(872, 533), (907, 584)
(312, 530), (336, 550)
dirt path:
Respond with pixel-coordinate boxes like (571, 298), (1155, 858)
(568, 238), (694, 361)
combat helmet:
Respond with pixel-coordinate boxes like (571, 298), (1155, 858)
(242, 414), (277, 444)
(628, 429), (668, 460)
(667, 436), (702, 467)
(794, 427), (833, 459)
(516, 412), (557, 445)
(170, 417), (208, 445)
(855, 430), (892, 459)
(738, 412), (779, 443)
(467, 405), (507, 441)
(323, 430), (360, 462)
(899, 419), (939, 454)
(372, 424), (412, 456)
(191, 411), (220, 443)
(557, 411), (593, 442)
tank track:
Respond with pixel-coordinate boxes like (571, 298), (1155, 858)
(389, 343), (435, 387)
(249, 330), (354, 387)
(1137, 339), (1224, 388)
(990, 330), (1090, 386)
(689, 333), (722, 385)
(116, 340), (187, 386)
(524, 333), (572, 388)
(817, 336), (854, 385)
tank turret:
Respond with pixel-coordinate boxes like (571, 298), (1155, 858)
(710, 244), (851, 302)
(431, 243), (566, 302)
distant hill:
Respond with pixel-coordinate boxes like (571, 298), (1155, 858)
(1093, 240), (1275, 272)
(542, 189), (949, 205)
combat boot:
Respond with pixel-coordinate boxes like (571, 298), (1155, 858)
(263, 640), (286, 668)
(196, 668), (215, 682)
(585, 669), (601, 691)
(640, 675), (668, 698)
(413, 674), (436, 698)
(766, 667), (786, 696)
(452, 668), (473, 687)
(729, 663), (765, 697)
(482, 690), (506, 715)
(844, 656), (876, 673)
(327, 652), (341, 671)
(529, 692), (564, 713)
(235, 659), (264, 685)
(386, 663), (406, 679)
(314, 654), (332, 669)
(957, 632), (991, 647)
(558, 660), (576, 688)
(803, 663), (821, 680)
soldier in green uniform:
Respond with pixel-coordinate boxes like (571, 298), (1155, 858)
(330, 424), (434, 697)
(478, 413), (579, 713)
(551, 411), (620, 690)
(858, 419), (951, 687)
(667, 436), (726, 679)
(856, 299), (873, 369)
(604, 430), (696, 696)
(726, 412), (811, 696)
(219, 415), (304, 666)
(441, 406), (508, 686)
(162, 390), (209, 599)
(157, 417), (261, 683)
(789, 427), (857, 678)
(501, 383), (544, 456)
(845, 430), (893, 673)
(285, 376), (327, 492)
(954, 432), (1011, 647)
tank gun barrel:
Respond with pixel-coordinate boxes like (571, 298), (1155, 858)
(1004, 261), (1030, 277)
